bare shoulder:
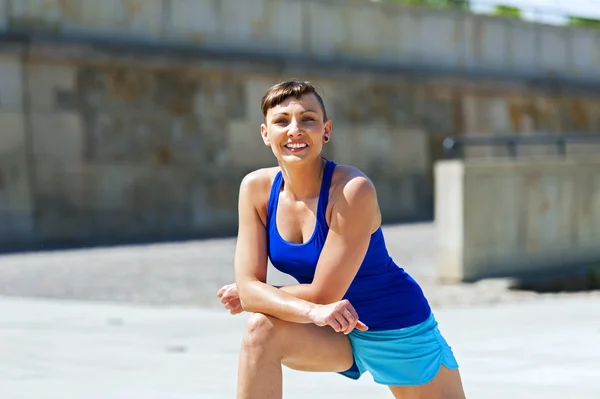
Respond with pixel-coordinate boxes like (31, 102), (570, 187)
(330, 164), (377, 202)
(239, 166), (280, 224)
(328, 163), (381, 231)
(240, 167), (279, 193)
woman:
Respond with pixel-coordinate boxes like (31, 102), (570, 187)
(217, 80), (466, 399)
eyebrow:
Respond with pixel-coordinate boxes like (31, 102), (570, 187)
(272, 110), (318, 117)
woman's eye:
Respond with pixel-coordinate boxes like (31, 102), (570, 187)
(303, 117), (315, 122)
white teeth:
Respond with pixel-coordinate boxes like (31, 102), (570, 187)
(285, 143), (307, 149)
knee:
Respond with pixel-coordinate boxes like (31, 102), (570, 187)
(242, 313), (280, 352)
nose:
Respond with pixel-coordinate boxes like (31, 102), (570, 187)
(287, 119), (303, 137)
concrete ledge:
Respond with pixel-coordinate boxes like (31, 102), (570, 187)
(435, 156), (600, 283)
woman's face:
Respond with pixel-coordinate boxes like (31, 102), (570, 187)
(261, 93), (332, 165)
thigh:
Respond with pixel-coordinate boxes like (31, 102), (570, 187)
(389, 365), (466, 399)
(249, 313), (355, 373)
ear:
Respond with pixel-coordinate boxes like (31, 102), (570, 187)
(323, 119), (332, 140)
(260, 123), (271, 146)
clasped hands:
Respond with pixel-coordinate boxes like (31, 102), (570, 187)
(217, 283), (368, 334)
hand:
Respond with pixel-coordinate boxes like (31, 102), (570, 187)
(217, 283), (244, 315)
(309, 299), (368, 335)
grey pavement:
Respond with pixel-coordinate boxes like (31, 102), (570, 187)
(0, 223), (548, 309)
(0, 295), (599, 399)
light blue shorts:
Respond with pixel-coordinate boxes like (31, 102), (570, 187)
(340, 312), (459, 386)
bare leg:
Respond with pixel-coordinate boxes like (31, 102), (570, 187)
(389, 365), (466, 399)
(237, 313), (355, 399)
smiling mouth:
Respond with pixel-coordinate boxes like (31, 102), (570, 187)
(284, 143), (308, 151)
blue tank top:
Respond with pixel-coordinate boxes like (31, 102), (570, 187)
(267, 159), (431, 331)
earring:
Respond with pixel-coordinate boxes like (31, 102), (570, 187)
(324, 136), (330, 143)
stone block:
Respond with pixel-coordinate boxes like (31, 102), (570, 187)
(26, 63), (76, 111)
(435, 157), (600, 283)
(0, 111), (32, 213)
(227, 120), (275, 169)
(374, 173), (428, 222)
(78, 0), (162, 37)
(463, 16), (508, 70)
(77, 68), (247, 167)
(219, 0), (303, 53)
(0, 0), (7, 29)
(34, 160), (85, 208)
(329, 123), (377, 171)
(0, 111), (26, 155)
(331, 124), (428, 175)
(434, 160), (464, 283)
(34, 162), (150, 243)
(0, 156), (32, 211)
(30, 112), (84, 162)
(0, 110), (35, 246)
(0, 210), (35, 246)
(571, 29), (600, 79)
(84, 111), (221, 166)
(330, 83), (416, 126)
(0, 56), (23, 111)
(34, 162), (197, 243)
(166, 0), (219, 43)
(418, 11), (464, 68)
(81, 164), (144, 213)
(190, 175), (240, 235)
(240, 79), (275, 123)
(191, 75), (246, 123)
(33, 160), (88, 243)
(539, 25), (569, 75)
(8, 0), (76, 29)
(507, 20), (538, 74)
(388, 127), (430, 174)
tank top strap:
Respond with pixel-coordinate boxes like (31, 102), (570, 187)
(267, 171), (284, 228)
(317, 159), (336, 223)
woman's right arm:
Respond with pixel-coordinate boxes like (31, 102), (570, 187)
(233, 172), (318, 324)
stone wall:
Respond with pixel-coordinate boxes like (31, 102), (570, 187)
(435, 156), (600, 283)
(2, 0), (600, 82)
(0, 45), (434, 249)
(1, 37), (600, 250)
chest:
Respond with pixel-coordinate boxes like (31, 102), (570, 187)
(275, 193), (320, 245)
(268, 193), (330, 282)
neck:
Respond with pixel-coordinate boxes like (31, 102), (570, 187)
(279, 157), (325, 200)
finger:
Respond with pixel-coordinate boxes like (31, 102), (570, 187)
(341, 301), (363, 333)
(343, 300), (360, 320)
(227, 298), (241, 309)
(326, 316), (343, 332)
(333, 313), (349, 333)
(341, 308), (358, 335)
(218, 284), (236, 298)
(230, 305), (243, 315)
(222, 295), (235, 305)
(355, 320), (369, 331)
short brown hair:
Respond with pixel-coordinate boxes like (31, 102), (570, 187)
(260, 80), (328, 121)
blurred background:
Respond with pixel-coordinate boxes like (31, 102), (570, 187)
(0, 0), (599, 304)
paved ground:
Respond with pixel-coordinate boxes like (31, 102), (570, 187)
(0, 295), (599, 399)
(0, 223), (568, 309)
(1, 222), (599, 398)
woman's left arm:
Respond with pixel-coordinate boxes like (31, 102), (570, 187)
(219, 173), (380, 311)
(281, 173), (380, 304)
